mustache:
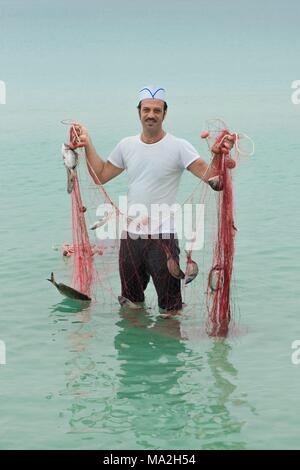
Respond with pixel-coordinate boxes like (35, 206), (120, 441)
(146, 118), (156, 122)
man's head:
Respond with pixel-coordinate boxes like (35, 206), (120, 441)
(137, 86), (168, 133)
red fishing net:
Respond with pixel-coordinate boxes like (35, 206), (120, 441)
(202, 119), (254, 336)
(71, 175), (95, 298)
(54, 119), (254, 337)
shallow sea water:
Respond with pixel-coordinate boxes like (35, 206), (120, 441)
(0, 0), (300, 449)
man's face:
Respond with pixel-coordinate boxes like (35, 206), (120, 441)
(139, 99), (166, 131)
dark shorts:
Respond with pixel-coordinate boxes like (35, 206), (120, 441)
(119, 233), (182, 311)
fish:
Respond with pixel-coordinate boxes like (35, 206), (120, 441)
(166, 256), (185, 280)
(90, 213), (112, 230)
(208, 175), (224, 192)
(47, 272), (91, 301)
(184, 251), (199, 285)
(62, 143), (79, 193)
(90, 220), (103, 230)
(208, 266), (224, 292)
(161, 243), (185, 280)
(118, 295), (142, 310)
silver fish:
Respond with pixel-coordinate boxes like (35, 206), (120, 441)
(184, 251), (199, 285)
(161, 244), (185, 280)
(47, 272), (91, 301)
(208, 266), (224, 292)
(167, 256), (185, 280)
(90, 213), (112, 230)
(62, 143), (79, 193)
(208, 175), (224, 192)
(118, 295), (142, 310)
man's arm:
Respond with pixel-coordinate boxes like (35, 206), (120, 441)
(85, 140), (124, 184)
(73, 123), (124, 184)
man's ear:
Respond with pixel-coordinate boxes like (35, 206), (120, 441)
(163, 109), (168, 120)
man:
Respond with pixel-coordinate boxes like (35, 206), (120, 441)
(73, 86), (234, 313)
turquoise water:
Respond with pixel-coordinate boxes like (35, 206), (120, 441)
(1, 0), (300, 450)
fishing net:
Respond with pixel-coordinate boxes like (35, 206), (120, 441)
(53, 119), (254, 337)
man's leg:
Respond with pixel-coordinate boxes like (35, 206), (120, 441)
(119, 237), (150, 303)
(146, 236), (182, 311)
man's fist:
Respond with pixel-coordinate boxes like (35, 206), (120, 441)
(212, 134), (236, 169)
(70, 123), (91, 149)
(212, 134), (235, 156)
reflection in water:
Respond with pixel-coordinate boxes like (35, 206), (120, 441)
(113, 310), (253, 449)
(114, 309), (188, 448)
(200, 341), (251, 449)
(49, 301), (254, 449)
(49, 299), (105, 435)
(49, 298), (91, 317)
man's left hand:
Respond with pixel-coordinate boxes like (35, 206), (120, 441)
(212, 134), (236, 169)
(212, 134), (235, 156)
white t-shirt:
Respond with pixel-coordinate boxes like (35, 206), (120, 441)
(108, 133), (200, 234)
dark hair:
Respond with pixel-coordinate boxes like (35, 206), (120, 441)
(137, 101), (168, 117)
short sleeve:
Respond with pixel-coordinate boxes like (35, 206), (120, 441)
(179, 139), (200, 169)
(107, 141), (125, 169)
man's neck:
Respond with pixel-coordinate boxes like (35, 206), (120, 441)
(141, 129), (166, 144)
